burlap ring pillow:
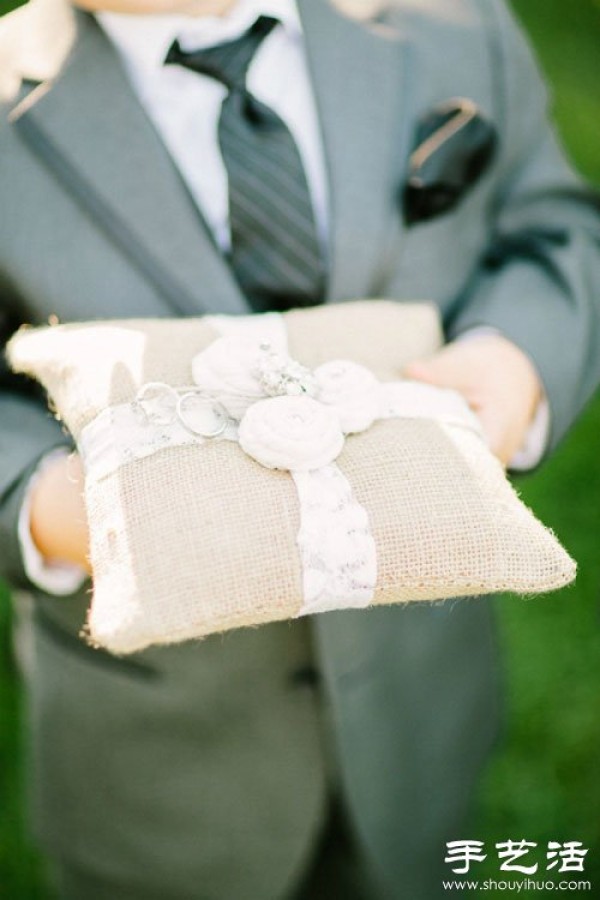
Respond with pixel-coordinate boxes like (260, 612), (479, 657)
(8, 300), (575, 654)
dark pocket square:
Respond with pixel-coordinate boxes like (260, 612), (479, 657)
(403, 98), (498, 225)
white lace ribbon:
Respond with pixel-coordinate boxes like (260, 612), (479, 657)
(292, 465), (377, 616)
(78, 403), (239, 482)
(77, 312), (483, 616)
(378, 380), (482, 429)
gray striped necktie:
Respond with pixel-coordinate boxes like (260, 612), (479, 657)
(165, 16), (325, 313)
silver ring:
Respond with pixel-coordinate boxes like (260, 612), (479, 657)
(134, 382), (179, 425)
(176, 393), (228, 438)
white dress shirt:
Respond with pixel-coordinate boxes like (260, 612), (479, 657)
(98, 0), (329, 253)
(19, 0), (548, 593)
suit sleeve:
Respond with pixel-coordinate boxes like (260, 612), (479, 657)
(447, 0), (600, 454)
(0, 301), (74, 590)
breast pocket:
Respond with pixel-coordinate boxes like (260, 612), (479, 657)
(387, 173), (496, 306)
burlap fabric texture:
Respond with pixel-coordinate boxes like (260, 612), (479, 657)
(8, 300), (575, 654)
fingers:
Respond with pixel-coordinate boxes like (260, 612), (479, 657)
(30, 451), (91, 572)
(404, 345), (486, 408)
(403, 335), (543, 466)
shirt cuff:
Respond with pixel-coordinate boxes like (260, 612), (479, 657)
(455, 326), (551, 471)
(18, 449), (88, 596)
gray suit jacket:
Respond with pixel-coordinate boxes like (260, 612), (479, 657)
(1, 1), (599, 898)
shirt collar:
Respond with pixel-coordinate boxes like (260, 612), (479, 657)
(97, 0), (302, 73)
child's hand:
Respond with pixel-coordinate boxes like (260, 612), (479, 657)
(30, 451), (91, 573)
(404, 333), (543, 467)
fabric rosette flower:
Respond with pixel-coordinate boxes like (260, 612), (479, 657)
(191, 336), (267, 420)
(238, 395), (345, 471)
(314, 360), (379, 433)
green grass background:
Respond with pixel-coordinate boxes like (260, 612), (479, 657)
(0, 1), (599, 898)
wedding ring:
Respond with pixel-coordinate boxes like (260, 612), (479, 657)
(134, 382), (179, 425)
(176, 393), (228, 437)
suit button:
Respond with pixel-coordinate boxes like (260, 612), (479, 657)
(290, 665), (320, 688)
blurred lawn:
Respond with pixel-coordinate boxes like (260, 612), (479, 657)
(471, 1), (600, 894)
(1, 1), (600, 898)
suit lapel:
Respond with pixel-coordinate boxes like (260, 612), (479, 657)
(9, 1), (413, 314)
(299, 0), (413, 301)
(10, 11), (249, 318)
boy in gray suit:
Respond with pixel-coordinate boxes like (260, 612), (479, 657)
(1, 0), (599, 897)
